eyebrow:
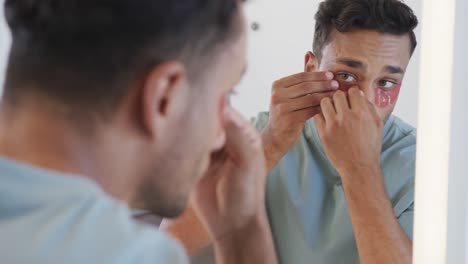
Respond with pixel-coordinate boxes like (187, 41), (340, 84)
(385, 65), (404, 74)
(337, 58), (404, 74)
(336, 58), (367, 70)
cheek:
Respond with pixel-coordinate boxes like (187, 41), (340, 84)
(375, 84), (402, 108)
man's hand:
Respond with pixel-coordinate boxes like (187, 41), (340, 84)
(191, 106), (277, 264)
(314, 87), (412, 264)
(262, 72), (338, 171)
(314, 87), (383, 176)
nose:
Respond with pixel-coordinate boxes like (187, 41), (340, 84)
(357, 81), (375, 103)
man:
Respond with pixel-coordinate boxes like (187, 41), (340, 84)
(163, 0), (418, 263)
(0, 0), (277, 263)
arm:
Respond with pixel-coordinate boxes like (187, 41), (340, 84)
(213, 214), (277, 264)
(170, 107), (277, 264)
(262, 126), (288, 172)
(314, 88), (412, 264)
(341, 167), (412, 264)
(193, 107), (277, 264)
(162, 206), (276, 264)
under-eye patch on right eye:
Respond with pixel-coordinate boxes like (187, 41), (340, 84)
(333, 72), (359, 92)
(336, 81), (354, 93)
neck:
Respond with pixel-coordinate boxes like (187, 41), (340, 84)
(0, 98), (138, 204)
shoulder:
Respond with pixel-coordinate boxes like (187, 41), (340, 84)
(383, 116), (417, 153)
(381, 117), (417, 216)
(2, 190), (188, 264)
(381, 116), (417, 175)
(70, 194), (189, 263)
(388, 116), (416, 141)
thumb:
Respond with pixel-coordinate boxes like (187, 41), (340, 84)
(223, 107), (263, 167)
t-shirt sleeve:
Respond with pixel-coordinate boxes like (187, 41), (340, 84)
(398, 204), (414, 241)
(250, 112), (270, 132)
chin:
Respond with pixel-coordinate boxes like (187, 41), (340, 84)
(154, 197), (188, 219)
(135, 180), (191, 219)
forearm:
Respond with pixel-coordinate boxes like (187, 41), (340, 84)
(261, 128), (286, 172)
(214, 214), (278, 264)
(341, 167), (412, 264)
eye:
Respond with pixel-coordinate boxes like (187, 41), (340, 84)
(336, 72), (358, 84)
(378, 80), (397, 90)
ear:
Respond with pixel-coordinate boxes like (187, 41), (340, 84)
(140, 61), (188, 139)
(304, 51), (318, 72)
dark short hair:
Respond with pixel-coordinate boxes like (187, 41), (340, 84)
(313, 0), (419, 61)
(3, 0), (243, 119)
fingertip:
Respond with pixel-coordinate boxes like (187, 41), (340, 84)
(325, 72), (334, 80)
(333, 90), (345, 98)
(320, 96), (331, 105)
(330, 80), (339, 89)
(348, 87), (363, 96)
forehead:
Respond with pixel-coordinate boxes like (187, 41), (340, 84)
(321, 29), (412, 71)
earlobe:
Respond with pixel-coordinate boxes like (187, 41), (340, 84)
(304, 51), (318, 72)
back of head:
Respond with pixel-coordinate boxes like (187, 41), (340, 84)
(313, 0), (418, 61)
(3, 0), (243, 120)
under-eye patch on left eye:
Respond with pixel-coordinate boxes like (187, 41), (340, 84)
(375, 83), (402, 108)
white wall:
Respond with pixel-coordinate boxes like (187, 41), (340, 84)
(0, 4), (10, 90)
(447, 0), (468, 262)
(234, 0), (422, 126)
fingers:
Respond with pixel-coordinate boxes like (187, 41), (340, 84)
(271, 72), (338, 119)
(273, 71), (334, 88)
(348, 88), (383, 125)
(332, 91), (349, 114)
(348, 87), (380, 116)
(223, 107), (263, 164)
(284, 80), (339, 99)
(287, 106), (322, 123)
(320, 97), (335, 122)
(277, 92), (335, 112)
(348, 87), (366, 110)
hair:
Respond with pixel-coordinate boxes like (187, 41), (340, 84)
(313, 0), (419, 61)
(3, 0), (243, 119)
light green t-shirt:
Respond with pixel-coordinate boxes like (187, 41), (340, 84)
(253, 113), (415, 264)
(0, 157), (188, 264)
